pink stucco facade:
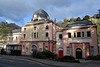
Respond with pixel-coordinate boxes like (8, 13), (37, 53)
(6, 9), (98, 58)
(20, 20), (59, 55)
(62, 25), (98, 58)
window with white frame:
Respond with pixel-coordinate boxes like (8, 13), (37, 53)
(90, 46), (94, 56)
(45, 46), (48, 50)
(22, 45), (25, 52)
(66, 46), (70, 56)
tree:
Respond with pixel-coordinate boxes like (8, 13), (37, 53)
(97, 9), (100, 19)
(93, 14), (98, 19)
(83, 15), (90, 20)
(69, 17), (76, 22)
(76, 17), (81, 21)
(0, 22), (20, 44)
(64, 18), (69, 22)
(96, 19), (100, 44)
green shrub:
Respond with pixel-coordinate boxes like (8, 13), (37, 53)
(41, 50), (57, 59)
(95, 55), (100, 60)
(57, 56), (80, 63)
(33, 52), (46, 59)
(58, 56), (75, 61)
(85, 56), (96, 60)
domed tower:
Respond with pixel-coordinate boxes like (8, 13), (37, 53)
(32, 9), (50, 21)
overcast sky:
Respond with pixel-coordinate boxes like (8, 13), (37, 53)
(0, 0), (100, 26)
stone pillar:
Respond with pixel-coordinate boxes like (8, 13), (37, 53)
(72, 43), (75, 57)
(83, 43), (85, 58)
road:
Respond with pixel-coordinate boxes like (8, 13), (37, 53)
(0, 55), (100, 67)
(0, 56), (52, 67)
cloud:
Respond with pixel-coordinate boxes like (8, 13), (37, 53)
(0, 0), (100, 25)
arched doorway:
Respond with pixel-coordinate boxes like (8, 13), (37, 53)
(31, 45), (37, 55)
(76, 48), (82, 59)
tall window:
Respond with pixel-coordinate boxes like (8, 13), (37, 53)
(9, 37), (13, 41)
(37, 32), (38, 38)
(46, 25), (49, 30)
(74, 33), (76, 38)
(34, 33), (36, 38)
(22, 45), (25, 52)
(59, 34), (62, 39)
(45, 46), (48, 50)
(31, 33), (33, 38)
(77, 32), (81, 37)
(24, 28), (26, 31)
(87, 31), (91, 37)
(34, 27), (36, 31)
(66, 46), (70, 56)
(82, 32), (84, 37)
(90, 46), (94, 56)
(23, 34), (26, 39)
(16, 37), (17, 41)
(68, 33), (71, 38)
(39, 48), (42, 52)
(46, 32), (49, 38)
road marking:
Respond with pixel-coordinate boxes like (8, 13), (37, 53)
(18, 58), (48, 66)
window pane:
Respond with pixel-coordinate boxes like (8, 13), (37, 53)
(77, 32), (81, 37)
(23, 34), (26, 39)
(34, 33), (36, 38)
(34, 27), (36, 30)
(24, 28), (26, 31)
(59, 34), (62, 39)
(68, 33), (71, 38)
(45, 46), (48, 50)
(22, 45), (25, 52)
(46, 25), (49, 30)
(67, 46), (70, 56)
(74, 33), (76, 38)
(82, 32), (84, 37)
(87, 31), (91, 37)
(90, 46), (94, 56)
(46, 32), (48, 37)
(37, 32), (38, 38)
(31, 33), (33, 38)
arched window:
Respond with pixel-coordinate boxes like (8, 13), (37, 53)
(34, 27), (36, 30)
(45, 32), (49, 38)
(45, 46), (48, 50)
(22, 45), (25, 52)
(46, 25), (49, 30)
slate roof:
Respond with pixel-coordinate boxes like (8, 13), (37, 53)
(33, 9), (49, 18)
(66, 20), (94, 27)
(11, 29), (21, 33)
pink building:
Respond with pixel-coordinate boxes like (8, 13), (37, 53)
(7, 9), (98, 58)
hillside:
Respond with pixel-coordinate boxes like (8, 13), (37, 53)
(0, 22), (20, 44)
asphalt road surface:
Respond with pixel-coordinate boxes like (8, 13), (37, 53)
(0, 56), (52, 67)
(0, 55), (100, 67)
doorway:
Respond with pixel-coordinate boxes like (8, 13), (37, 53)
(31, 45), (37, 55)
(76, 48), (82, 59)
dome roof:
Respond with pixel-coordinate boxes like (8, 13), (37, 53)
(32, 9), (50, 21)
(66, 20), (94, 27)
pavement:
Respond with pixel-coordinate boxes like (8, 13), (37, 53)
(0, 55), (100, 67)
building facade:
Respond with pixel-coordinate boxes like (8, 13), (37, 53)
(6, 29), (22, 54)
(7, 9), (98, 58)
